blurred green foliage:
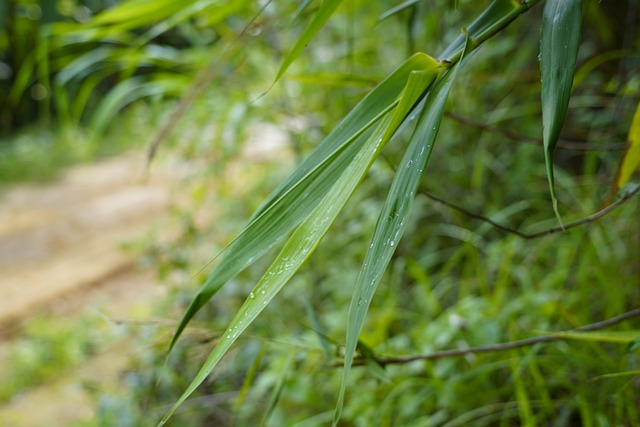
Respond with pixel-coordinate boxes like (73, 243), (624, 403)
(0, 0), (638, 426)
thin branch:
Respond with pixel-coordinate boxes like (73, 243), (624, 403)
(380, 152), (640, 239)
(343, 308), (640, 367)
(423, 184), (640, 239)
(444, 112), (625, 151)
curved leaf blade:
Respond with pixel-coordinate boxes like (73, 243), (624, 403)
(169, 53), (442, 350)
(158, 113), (393, 426)
(333, 63), (459, 426)
(540, 0), (582, 223)
(159, 58), (444, 426)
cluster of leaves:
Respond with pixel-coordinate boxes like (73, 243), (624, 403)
(154, 0), (639, 425)
(2, 0), (636, 425)
(0, 0), (263, 134)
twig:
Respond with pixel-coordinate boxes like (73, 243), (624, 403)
(380, 153), (640, 239)
(422, 184), (640, 239)
(444, 112), (625, 151)
(342, 307), (640, 367)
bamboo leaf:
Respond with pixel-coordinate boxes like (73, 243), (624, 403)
(159, 57), (443, 426)
(610, 101), (640, 198)
(159, 112), (392, 427)
(261, 353), (294, 427)
(292, 0), (316, 21)
(552, 330), (640, 344)
(334, 60), (460, 427)
(274, 0), (343, 83)
(289, 72), (380, 88)
(234, 345), (266, 413)
(93, 0), (193, 25)
(540, 0), (582, 224)
(378, 0), (420, 22)
(593, 370), (640, 381)
(439, 0), (519, 61)
(169, 53), (442, 350)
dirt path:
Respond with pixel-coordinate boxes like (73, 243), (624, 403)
(0, 153), (184, 325)
(0, 124), (293, 426)
(0, 152), (188, 426)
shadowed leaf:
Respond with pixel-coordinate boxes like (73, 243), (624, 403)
(540, 0), (582, 223)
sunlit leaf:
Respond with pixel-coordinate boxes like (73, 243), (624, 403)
(610, 101), (640, 198)
(540, 0), (582, 223)
(93, 0), (192, 26)
(159, 112), (392, 426)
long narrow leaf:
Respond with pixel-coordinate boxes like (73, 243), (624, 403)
(169, 54), (442, 349)
(274, 0), (343, 83)
(159, 113), (393, 426)
(552, 330), (640, 344)
(439, 0), (519, 61)
(333, 59), (460, 427)
(159, 58), (444, 426)
(540, 0), (582, 223)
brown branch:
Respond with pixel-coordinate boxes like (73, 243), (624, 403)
(380, 152), (640, 239)
(342, 308), (640, 367)
(422, 184), (640, 239)
(444, 112), (625, 151)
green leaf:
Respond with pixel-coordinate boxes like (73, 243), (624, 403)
(274, 0), (343, 83)
(439, 0), (519, 61)
(169, 53), (442, 351)
(592, 370), (640, 381)
(540, 0), (582, 224)
(261, 353), (294, 427)
(378, 0), (420, 22)
(552, 330), (640, 344)
(159, 56), (443, 427)
(89, 75), (189, 135)
(610, 101), (640, 198)
(93, 0), (193, 26)
(159, 112), (391, 427)
(289, 72), (380, 88)
(334, 61), (460, 426)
